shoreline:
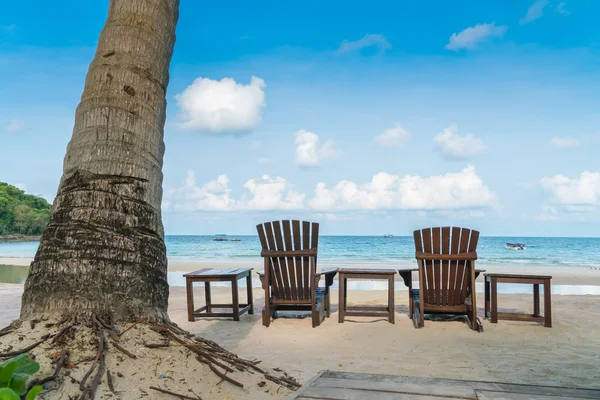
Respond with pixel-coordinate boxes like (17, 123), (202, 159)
(3, 257), (600, 286)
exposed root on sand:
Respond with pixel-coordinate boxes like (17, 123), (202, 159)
(0, 316), (300, 399)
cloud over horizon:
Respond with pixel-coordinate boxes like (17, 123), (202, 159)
(164, 166), (496, 213)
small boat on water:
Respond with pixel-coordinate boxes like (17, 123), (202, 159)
(213, 234), (228, 242)
(506, 242), (526, 250)
(230, 238), (241, 242)
(384, 234), (394, 238)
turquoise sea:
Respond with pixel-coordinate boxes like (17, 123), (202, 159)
(2, 235), (600, 268)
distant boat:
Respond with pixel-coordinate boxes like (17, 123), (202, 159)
(213, 234), (228, 242)
(230, 238), (241, 242)
(506, 242), (526, 250)
(384, 234), (394, 238)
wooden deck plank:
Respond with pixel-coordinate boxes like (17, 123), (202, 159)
(290, 371), (600, 400)
(476, 390), (587, 399)
(312, 377), (477, 398)
(294, 386), (453, 400)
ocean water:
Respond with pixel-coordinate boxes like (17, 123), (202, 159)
(2, 235), (600, 268)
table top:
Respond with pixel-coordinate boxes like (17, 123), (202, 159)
(338, 268), (396, 275)
(183, 267), (253, 278)
(484, 273), (552, 280)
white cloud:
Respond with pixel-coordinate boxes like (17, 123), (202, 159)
(550, 137), (579, 148)
(294, 130), (340, 167)
(175, 76), (266, 133)
(336, 34), (391, 54)
(308, 165), (495, 211)
(520, 0), (549, 24)
(165, 166), (496, 213)
(5, 119), (25, 133)
(164, 172), (304, 212)
(541, 171), (600, 206)
(445, 23), (507, 51)
(165, 170), (235, 211)
(433, 124), (486, 160)
(374, 124), (411, 147)
(555, 2), (570, 15)
(240, 176), (305, 211)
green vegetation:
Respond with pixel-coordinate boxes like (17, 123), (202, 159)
(0, 354), (42, 399)
(0, 182), (51, 236)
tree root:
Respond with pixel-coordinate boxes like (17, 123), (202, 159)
(0, 334), (50, 358)
(27, 349), (69, 390)
(0, 316), (301, 398)
(149, 385), (201, 399)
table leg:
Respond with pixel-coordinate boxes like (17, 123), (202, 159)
(186, 278), (194, 322)
(246, 273), (254, 315)
(388, 275), (395, 324)
(204, 282), (212, 313)
(533, 284), (540, 317)
(491, 277), (498, 324)
(408, 278), (413, 319)
(485, 277), (490, 318)
(232, 278), (240, 321)
(338, 274), (345, 323)
(544, 279), (552, 328)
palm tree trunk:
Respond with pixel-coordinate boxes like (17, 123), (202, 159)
(21, 0), (179, 322)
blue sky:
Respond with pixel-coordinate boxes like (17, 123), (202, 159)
(1, 0), (600, 236)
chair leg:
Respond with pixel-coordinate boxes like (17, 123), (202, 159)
(325, 292), (331, 318)
(262, 290), (271, 327)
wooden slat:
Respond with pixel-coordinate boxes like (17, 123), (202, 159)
(421, 228), (434, 305)
(272, 221), (290, 300)
(432, 227), (441, 306)
(302, 221), (310, 300)
(413, 230), (423, 252)
(454, 227), (470, 305)
(281, 220), (294, 300)
(264, 222), (283, 299)
(441, 226), (450, 306)
(415, 252), (477, 261)
(260, 249), (317, 257)
(449, 226), (461, 306)
(291, 220), (301, 300)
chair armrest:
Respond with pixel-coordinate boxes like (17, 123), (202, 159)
(315, 267), (338, 277)
(397, 268), (415, 288)
(315, 268), (338, 287)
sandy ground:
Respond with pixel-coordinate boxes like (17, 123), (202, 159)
(2, 278), (600, 398)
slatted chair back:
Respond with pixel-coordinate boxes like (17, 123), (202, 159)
(256, 220), (319, 302)
(413, 227), (479, 307)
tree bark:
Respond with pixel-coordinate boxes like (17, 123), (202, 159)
(21, 0), (179, 322)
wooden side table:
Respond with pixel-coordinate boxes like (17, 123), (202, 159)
(484, 273), (552, 327)
(338, 268), (395, 324)
(184, 268), (254, 321)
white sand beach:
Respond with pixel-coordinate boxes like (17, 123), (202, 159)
(2, 260), (600, 398)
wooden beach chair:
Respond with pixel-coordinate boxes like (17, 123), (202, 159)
(256, 220), (337, 328)
(405, 227), (482, 331)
